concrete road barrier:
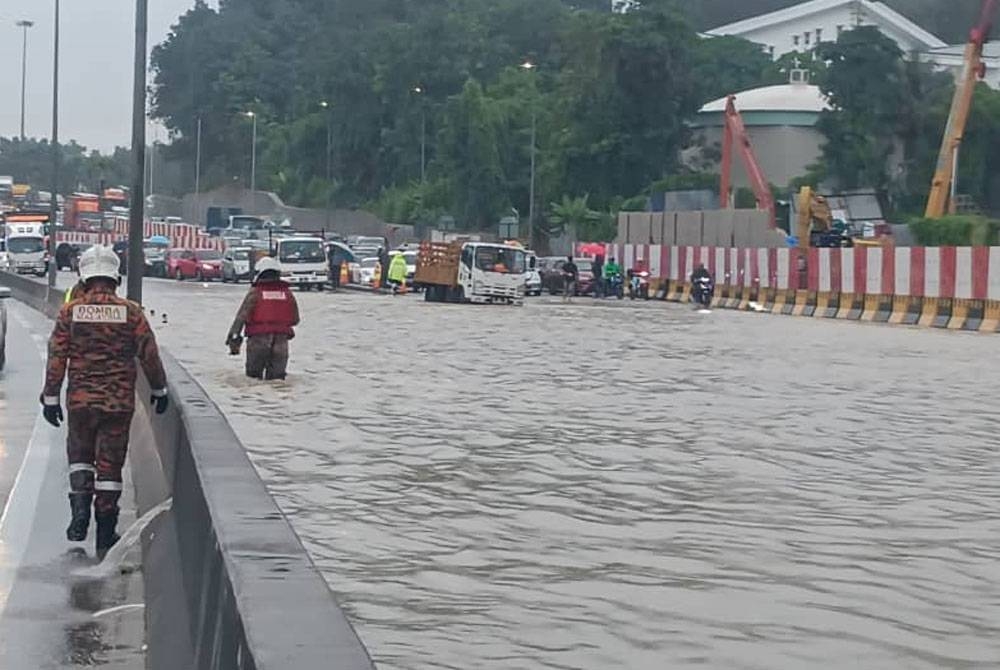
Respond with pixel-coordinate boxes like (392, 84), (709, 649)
(586, 243), (1000, 333)
(0, 270), (376, 670)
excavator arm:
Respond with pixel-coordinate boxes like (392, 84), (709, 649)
(925, 0), (998, 218)
(720, 95), (776, 228)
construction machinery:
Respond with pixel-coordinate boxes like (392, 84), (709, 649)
(720, 94), (776, 228)
(925, 0), (999, 218)
(796, 186), (853, 248)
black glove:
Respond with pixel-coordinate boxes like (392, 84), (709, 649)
(43, 403), (64, 428)
(151, 393), (169, 415)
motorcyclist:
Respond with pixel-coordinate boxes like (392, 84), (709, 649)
(691, 263), (714, 304)
(227, 256), (300, 380)
(603, 258), (622, 297)
(42, 245), (169, 556)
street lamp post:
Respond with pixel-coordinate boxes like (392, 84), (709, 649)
(520, 61), (537, 246)
(17, 20), (34, 141)
(413, 86), (426, 182)
(127, 0), (149, 302)
(320, 100), (333, 228)
(195, 116), (202, 199)
(245, 111), (257, 194)
(47, 3), (60, 290)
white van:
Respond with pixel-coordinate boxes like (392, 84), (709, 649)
(274, 236), (327, 290)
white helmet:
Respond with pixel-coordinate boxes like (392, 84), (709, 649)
(78, 245), (121, 283)
(253, 256), (281, 282)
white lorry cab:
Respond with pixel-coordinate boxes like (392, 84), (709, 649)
(4, 222), (48, 277)
(274, 236), (327, 290)
(417, 241), (527, 305)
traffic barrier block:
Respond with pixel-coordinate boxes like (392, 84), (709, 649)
(653, 278), (669, 301)
(817, 292), (840, 318)
(918, 297), (939, 328)
(781, 290), (797, 315)
(871, 294), (893, 322)
(888, 296), (908, 324)
(931, 298), (952, 329)
(959, 299), (984, 331)
(668, 280), (684, 302)
(772, 289), (787, 314)
(837, 293), (863, 320)
(726, 285), (742, 309)
(947, 298), (970, 330)
(798, 291), (818, 317)
(860, 294), (879, 321)
(981, 300), (1000, 332)
(899, 296), (923, 325)
(761, 287), (777, 312)
(679, 282), (691, 304)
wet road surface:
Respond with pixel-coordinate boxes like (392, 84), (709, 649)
(132, 278), (1000, 669)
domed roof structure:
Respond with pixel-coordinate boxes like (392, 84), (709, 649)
(700, 83), (830, 115)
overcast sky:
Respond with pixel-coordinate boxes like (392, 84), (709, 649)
(0, 0), (212, 152)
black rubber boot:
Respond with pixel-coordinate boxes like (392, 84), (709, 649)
(66, 493), (93, 542)
(95, 511), (120, 558)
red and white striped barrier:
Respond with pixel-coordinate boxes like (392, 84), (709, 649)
(59, 218), (222, 252)
(578, 242), (1000, 330)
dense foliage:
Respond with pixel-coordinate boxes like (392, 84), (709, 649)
(149, 0), (779, 235)
(0, 138), (131, 196)
(909, 215), (1000, 246)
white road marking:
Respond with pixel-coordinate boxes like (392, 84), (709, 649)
(0, 415), (55, 617)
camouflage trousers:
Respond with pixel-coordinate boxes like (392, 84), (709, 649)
(246, 334), (290, 380)
(67, 408), (133, 514)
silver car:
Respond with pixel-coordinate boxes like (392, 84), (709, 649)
(0, 286), (10, 371)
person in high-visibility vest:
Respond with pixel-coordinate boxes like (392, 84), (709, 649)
(388, 253), (408, 295)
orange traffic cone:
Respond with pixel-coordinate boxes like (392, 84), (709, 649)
(340, 263), (349, 286)
(373, 263), (382, 290)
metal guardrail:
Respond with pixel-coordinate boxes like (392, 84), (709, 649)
(0, 271), (376, 670)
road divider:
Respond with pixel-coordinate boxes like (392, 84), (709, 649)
(598, 243), (1000, 332)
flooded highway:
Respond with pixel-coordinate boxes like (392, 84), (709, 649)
(139, 278), (1000, 670)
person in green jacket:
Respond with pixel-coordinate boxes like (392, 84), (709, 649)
(388, 252), (408, 295)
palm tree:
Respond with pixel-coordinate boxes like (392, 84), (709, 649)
(548, 194), (599, 238)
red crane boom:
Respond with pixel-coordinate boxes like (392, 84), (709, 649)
(720, 95), (776, 228)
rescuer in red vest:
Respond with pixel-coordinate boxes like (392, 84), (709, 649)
(226, 256), (300, 380)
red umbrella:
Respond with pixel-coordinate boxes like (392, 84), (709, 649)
(577, 242), (606, 256)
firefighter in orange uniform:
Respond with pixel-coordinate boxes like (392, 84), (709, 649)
(226, 256), (300, 380)
(41, 246), (169, 556)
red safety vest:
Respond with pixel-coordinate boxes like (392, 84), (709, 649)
(245, 283), (296, 337)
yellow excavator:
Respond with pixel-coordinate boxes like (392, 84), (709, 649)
(796, 186), (851, 248)
(925, 0), (998, 217)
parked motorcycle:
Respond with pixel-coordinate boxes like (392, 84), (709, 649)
(692, 276), (714, 308)
(628, 270), (650, 300)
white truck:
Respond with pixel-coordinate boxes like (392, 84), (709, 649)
(274, 236), (328, 291)
(416, 241), (526, 305)
(4, 222), (48, 277)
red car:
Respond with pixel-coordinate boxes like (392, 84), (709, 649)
(167, 248), (223, 281)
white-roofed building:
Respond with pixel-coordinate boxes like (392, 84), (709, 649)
(704, 0), (1000, 88)
(704, 0), (946, 59)
(689, 75), (831, 189)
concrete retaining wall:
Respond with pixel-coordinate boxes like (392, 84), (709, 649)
(586, 244), (1000, 332)
(0, 271), (376, 669)
(616, 209), (781, 248)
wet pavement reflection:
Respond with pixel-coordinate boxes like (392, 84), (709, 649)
(145, 280), (1000, 670)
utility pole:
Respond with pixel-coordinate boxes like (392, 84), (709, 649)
(520, 61), (537, 246)
(413, 86), (426, 181)
(17, 20), (34, 141)
(127, 0), (148, 303)
(320, 100), (333, 228)
(195, 116), (202, 199)
(47, 3), (59, 290)
(245, 111), (257, 194)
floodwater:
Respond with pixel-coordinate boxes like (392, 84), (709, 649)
(142, 279), (1000, 670)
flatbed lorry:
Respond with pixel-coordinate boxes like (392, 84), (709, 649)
(416, 241), (526, 305)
